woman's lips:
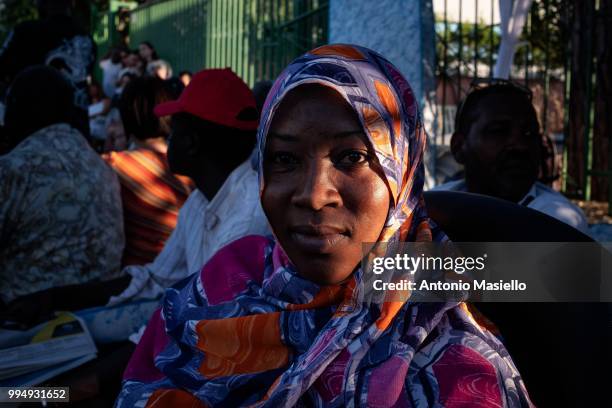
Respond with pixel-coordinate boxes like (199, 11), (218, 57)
(289, 225), (348, 253)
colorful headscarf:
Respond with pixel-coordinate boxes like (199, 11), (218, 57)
(117, 45), (532, 407)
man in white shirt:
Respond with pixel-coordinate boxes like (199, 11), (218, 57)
(110, 69), (269, 305)
(435, 81), (589, 234)
(99, 47), (125, 98)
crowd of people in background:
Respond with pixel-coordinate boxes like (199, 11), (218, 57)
(0, 28), (274, 308)
(90, 41), (185, 151)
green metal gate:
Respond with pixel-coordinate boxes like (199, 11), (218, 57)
(128, 0), (329, 85)
(130, 0), (208, 74)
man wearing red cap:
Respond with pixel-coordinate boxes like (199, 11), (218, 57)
(109, 68), (269, 306)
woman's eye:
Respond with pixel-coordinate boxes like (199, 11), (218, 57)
(273, 152), (297, 164)
(266, 152), (299, 170)
(336, 151), (368, 167)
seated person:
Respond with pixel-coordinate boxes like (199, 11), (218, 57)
(105, 77), (193, 266)
(116, 45), (532, 407)
(435, 81), (589, 233)
(0, 66), (123, 304)
(109, 69), (269, 305)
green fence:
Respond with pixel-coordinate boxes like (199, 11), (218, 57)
(130, 0), (208, 74)
(128, 0), (329, 85)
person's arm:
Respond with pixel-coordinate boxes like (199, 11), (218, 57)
(107, 202), (190, 306)
(0, 276), (132, 328)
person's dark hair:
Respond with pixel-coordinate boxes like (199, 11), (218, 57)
(252, 80), (273, 114)
(106, 45), (128, 64)
(129, 49), (146, 64)
(454, 84), (539, 137)
(4, 65), (75, 146)
(119, 77), (181, 141)
(139, 41), (159, 60)
(37, 0), (71, 19)
(179, 70), (192, 78)
(88, 79), (104, 102)
(163, 77), (185, 98)
(119, 71), (138, 83)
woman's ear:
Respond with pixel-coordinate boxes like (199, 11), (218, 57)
(450, 132), (466, 164)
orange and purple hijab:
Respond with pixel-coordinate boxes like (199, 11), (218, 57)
(117, 45), (532, 407)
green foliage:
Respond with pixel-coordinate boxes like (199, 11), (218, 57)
(514, 0), (566, 71)
(435, 20), (501, 76)
(435, 0), (566, 77)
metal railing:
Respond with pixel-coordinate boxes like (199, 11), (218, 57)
(96, 0), (609, 213)
(434, 0), (610, 213)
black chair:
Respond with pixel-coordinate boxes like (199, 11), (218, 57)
(424, 190), (611, 407)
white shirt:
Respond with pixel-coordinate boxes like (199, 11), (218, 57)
(433, 180), (590, 234)
(108, 159), (269, 305)
(99, 59), (123, 98)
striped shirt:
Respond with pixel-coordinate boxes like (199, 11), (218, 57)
(104, 143), (193, 266)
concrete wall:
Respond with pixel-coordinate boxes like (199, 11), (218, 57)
(329, 0), (435, 103)
(329, 0), (437, 187)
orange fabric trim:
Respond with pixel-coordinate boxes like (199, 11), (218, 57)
(373, 80), (402, 140)
(196, 313), (290, 378)
(310, 44), (366, 60)
(146, 389), (207, 408)
(286, 284), (346, 311)
(375, 301), (404, 330)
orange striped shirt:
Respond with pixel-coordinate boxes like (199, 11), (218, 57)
(104, 146), (193, 266)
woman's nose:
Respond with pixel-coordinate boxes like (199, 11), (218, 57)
(291, 161), (341, 210)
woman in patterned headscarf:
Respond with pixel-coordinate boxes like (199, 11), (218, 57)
(117, 45), (532, 407)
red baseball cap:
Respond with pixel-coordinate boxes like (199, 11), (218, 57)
(154, 68), (258, 131)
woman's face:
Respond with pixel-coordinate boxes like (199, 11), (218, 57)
(262, 85), (390, 285)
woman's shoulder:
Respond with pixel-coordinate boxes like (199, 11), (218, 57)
(198, 235), (273, 305)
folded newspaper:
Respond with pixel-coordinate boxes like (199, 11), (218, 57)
(0, 312), (97, 386)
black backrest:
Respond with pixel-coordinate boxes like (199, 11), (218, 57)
(424, 190), (593, 242)
(424, 191), (610, 407)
